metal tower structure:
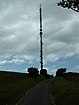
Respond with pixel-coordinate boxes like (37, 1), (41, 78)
(39, 4), (43, 71)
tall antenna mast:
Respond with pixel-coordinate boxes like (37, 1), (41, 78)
(39, 4), (43, 71)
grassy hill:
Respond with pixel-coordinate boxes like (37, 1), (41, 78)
(51, 77), (79, 105)
(0, 71), (46, 105)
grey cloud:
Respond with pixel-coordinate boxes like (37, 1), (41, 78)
(0, 0), (79, 64)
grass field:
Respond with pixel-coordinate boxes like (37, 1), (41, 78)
(51, 77), (79, 105)
(0, 71), (46, 105)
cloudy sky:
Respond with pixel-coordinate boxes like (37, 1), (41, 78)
(0, 0), (79, 75)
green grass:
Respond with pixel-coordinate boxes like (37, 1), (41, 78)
(0, 71), (46, 105)
(51, 77), (79, 105)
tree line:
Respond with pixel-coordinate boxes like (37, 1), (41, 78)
(27, 67), (53, 79)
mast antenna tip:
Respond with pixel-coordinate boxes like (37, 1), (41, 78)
(40, 4), (41, 8)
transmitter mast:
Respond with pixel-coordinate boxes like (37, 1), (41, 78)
(39, 4), (43, 71)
